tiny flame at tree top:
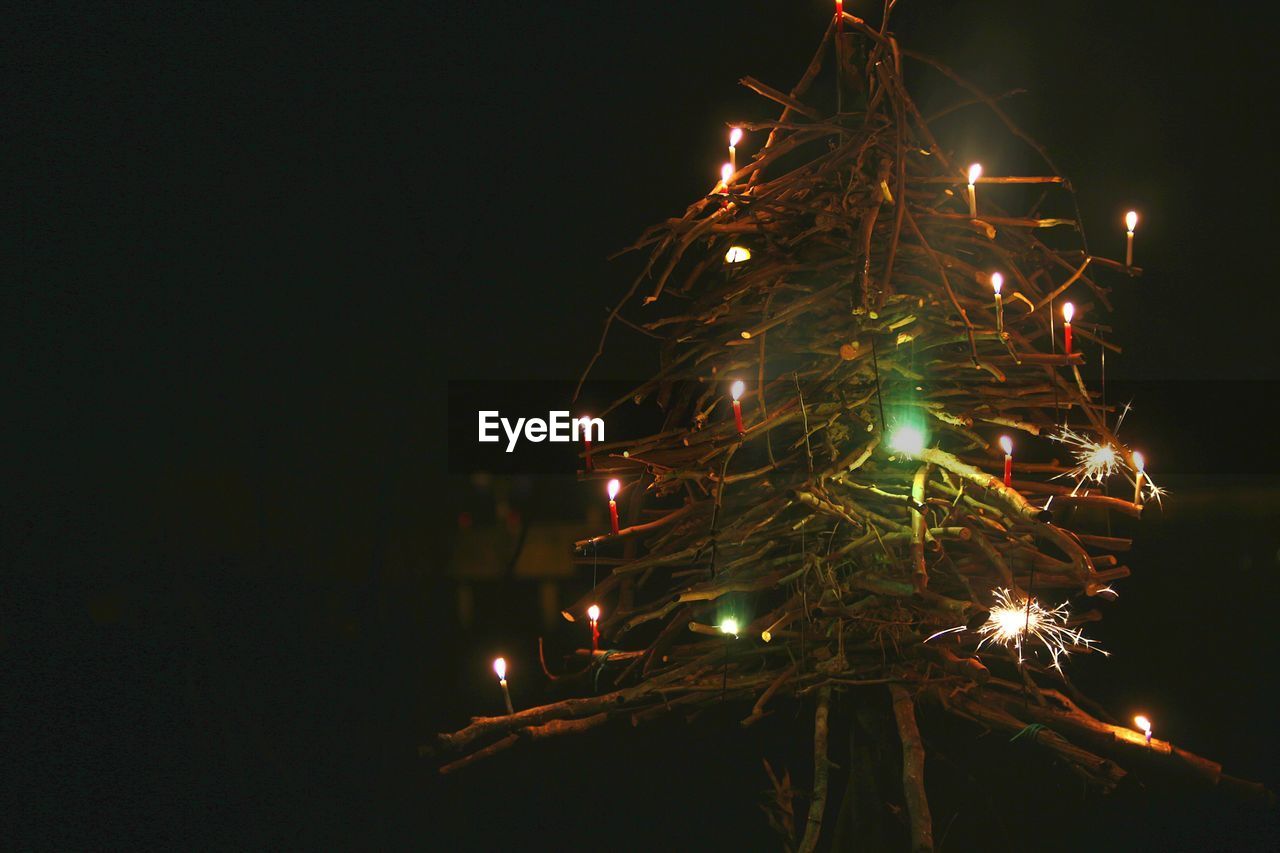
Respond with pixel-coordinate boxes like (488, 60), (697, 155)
(607, 478), (620, 500)
(1126, 210), (1139, 232)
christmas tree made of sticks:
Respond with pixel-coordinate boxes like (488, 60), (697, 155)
(431, 7), (1271, 848)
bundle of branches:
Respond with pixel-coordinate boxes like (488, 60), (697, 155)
(431, 8), (1271, 847)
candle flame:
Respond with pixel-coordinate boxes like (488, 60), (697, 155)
(1132, 450), (1145, 473)
(721, 162), (734, 184)
(991, 272), (1003, 294)
(967, 163), (982, 185)
(724, 245), (752, 263)
(607, 478), (620, 500)
(1062, 302), (1075, 324)
(719, 618), (739, 636)
(729, 127), (743, 147)
(731, 380), (745, 401)
(493, 657), (507, 681)
(999, 435), (1013, 456)
(1134, 714), (1152, 734)
(1125, 210), (1139, 232)
(587, 604), (600, 622)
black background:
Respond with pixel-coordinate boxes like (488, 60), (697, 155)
(10, 1), (1280, 849)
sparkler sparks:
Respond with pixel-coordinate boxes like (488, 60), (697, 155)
(976, 588), (1104, 671)
(1048, 414), (1164, 505)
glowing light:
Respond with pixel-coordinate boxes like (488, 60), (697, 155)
(721, 162), (734, 184)
(493, 657), (507, 681)
(889, 424), (926, 456)
(991, 272), (1003, 294)
(976, 588), (1104, 671)
(587, 604), (600, 622)
(999, 435), (1013, 455)
(967, 163), (982, 185)
(729, 127), (743, 148)
(1132, 451), (1145, 473)
(1134, 714), (1152, 734)
(730, 380), (745, 401)
(1062, 302), (1075, 324)
(1126, 210), (1139, 233)
(724, 245), (752, 263)
(607, 478), (621, 500)
(719, 618), (739, 636)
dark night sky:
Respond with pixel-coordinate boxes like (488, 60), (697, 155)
(10, 1), (1280, 848)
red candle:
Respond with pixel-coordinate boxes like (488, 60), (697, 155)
(999, 435), (1013, 487)
(587, 604), (601, 651)
(836, 0), (843, 33)
(607, 478), (620, 535)
(1062, 302), (1074, 356)
(730, 380), (745, 435)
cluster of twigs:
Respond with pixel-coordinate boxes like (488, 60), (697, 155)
(431, 8), (1271, 846)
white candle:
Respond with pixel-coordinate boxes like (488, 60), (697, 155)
(494, 657), (514, 715)
(967, 163), (982, 218)
(729, 127), (743, 173)
(1132, 451), (1145, 505)
(1125, 210), (1138, 267)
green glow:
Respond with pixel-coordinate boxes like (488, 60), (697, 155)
(889, 424), (926, 455)
(719, 618), (739, 636)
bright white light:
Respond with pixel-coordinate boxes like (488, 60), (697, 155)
(999, 435), (1013, 456)
(724, 245), (752, 263)
(730, 380), (745, 401)
(889, 424), (926, 456)
(977, 588), (1104, 671)
(607, 478), (621, 500)
(719, 618), (739, 636)
(967, 163), (982, 185)
(1126, 210), (1139, 232)
(991, 272), (1003, 294)
(721, 162), (734, 184)
(587, 604), (601, 622)
(1062, 302), (1075, 324)
(493, 657), (507, 681)
(729, 127), (743, 147)
(1132, 450), (1145, 473)
(1134, 714), (1152, 734)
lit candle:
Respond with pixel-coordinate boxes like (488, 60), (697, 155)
(587, 604), (601, 651)
(718, 162), (733, 195)
(607, 478), (621, 535)
(578, 415), (594, 472)
(836, 0), (844, 34)
(967, 163), (982, 218)
(1125, 210), (1138, 267)
(730, 380), (746, 435)
(991, 272), (1004, 333)
(494, 657), (514, 715)
(1132, 451), (1145, 506)
(1134, 714), (1152, 746)
(999, 435), (1014, 487)
(1062, 302), (1075, 356)
(729, 127), (743, 173)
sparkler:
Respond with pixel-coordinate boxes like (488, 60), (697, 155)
(976, 588), (1104, 671)
(1049, 420), (1163, 504)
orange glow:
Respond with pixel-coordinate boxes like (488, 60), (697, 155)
(729, 127), (743, 148)
(587, 604), (601, 622)
(999, 435), (1013, 455)
(730, 380), (745, 401)
(991, 272), (1003, 294)
(493, 657), (507, 681)
(1134, 714), (1152, 734)
(607, 478), (621, 501)
(721, 162), (733, 184)
(1062, 302), (1075, 324)
(967, 163), (982, 185)
(1125, 210), (1139, 233)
